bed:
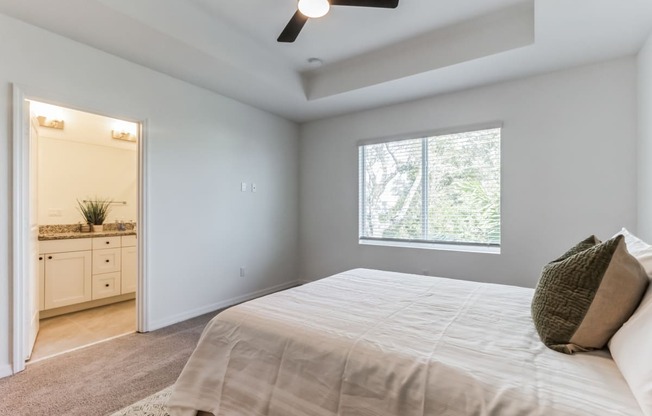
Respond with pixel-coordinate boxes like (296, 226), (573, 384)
(168, 268), (643, 416)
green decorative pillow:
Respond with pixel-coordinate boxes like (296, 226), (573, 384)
(551, 235), (601, 262)
(531, 235), (649, 354)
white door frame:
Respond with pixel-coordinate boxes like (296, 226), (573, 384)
(11, 83), (150, 374)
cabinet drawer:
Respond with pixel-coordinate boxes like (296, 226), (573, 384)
(40, 238), (92, 254)
(92, 272), (121, 300)
(92, 236), (121, 250)
(92, 248), (121, 274)
(122, 235), (137, 247)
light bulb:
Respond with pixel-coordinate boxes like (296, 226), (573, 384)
(298, 0), (330, 18)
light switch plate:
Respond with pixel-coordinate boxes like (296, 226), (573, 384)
(241, 182), (247, 192)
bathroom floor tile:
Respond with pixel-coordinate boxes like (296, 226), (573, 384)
(29, 300), (136, 362)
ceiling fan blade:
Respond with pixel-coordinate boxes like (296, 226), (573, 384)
(277, 11), (309, 43)
(330, 0), (398, 8)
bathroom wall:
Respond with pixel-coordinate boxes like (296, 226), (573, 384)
(36, 103), (138, 225)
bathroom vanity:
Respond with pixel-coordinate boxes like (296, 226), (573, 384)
(38, 228), (137, 318)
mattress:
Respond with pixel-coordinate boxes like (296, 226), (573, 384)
(168, 268), (642, 416)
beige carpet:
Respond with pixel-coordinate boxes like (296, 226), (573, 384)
(0, 311), (218, 416)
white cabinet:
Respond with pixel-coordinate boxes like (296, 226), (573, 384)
(43, 250), (93, 309)
(41, 238), (92, 254)
(41, 239), (93, 310)
(92, 236), (121, 250)
(38, 254), (45, 311)
(92, 236), (131, 300)
(121, 245), (137, 294)
(122, 235), (137, 248)
(92, 238), (122, 300)
(92, 248), (121, 275)
(40, 234), (136, 311)
(92, 271), (121, 300)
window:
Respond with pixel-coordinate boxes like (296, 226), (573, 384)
(358, 127), (501, 251)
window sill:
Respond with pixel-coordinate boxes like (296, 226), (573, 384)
(359, 239), (501, 254)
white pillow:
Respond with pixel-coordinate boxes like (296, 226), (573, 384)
(615, 228), (652, 278)
(609, 228), (652, 416)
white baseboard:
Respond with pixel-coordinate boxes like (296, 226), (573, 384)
(148, 280), (300, 331)
(0, 363), (14, 379)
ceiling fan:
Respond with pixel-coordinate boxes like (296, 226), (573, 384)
(278, 0), (399, 43)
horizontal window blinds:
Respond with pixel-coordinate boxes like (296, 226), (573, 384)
(359, 128), (501, 246)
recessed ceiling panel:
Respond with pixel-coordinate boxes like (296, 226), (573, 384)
(305, 3), (535, 100)
(189, 0), (529, 71)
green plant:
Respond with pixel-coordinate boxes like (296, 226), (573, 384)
(77, 198), (112, 225)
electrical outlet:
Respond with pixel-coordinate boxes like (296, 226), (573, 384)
(240, 267), (245, 277)
(241, 182), (247, 192)
(48, 209), (62, 217)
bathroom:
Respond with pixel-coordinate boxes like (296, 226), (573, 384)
(29, 101), (139, 361)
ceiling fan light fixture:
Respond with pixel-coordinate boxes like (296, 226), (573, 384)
(298, 0), (330, 18)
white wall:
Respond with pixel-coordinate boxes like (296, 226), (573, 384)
(37, 106), (138, 225)
(0, 14), (299, 376)
(638, 33), (652, 241)
(299, 57), (638, 287)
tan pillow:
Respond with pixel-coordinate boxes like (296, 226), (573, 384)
(531, 235), (649, 354)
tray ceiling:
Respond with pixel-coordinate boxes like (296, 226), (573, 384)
(0, 0), (651, 122)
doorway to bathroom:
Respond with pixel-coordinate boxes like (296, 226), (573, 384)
(26, 101), (140, 362)
(11, 85), (149, 374)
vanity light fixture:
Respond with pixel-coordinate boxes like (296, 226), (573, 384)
(111, 120), (138, 142)
(111, 130), (136, 142)
(36, 115), (65, 130)
(30, 101), (65, 130)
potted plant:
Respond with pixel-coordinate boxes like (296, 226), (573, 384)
(77, 198), (112, 232)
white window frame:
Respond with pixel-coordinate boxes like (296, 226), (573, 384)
(358, 123), (502, 254)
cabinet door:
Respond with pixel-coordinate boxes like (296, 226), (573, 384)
(38, 254), (45, 311)
(93, 248), (121, 275)
(92, 272), (121, 300)
(121, 246), (137, 294)
(44, 251), (92, 309)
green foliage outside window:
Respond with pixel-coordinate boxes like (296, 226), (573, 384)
(360, 128), (501, 246)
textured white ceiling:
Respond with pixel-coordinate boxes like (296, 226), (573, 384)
(0, 0), (651, 122)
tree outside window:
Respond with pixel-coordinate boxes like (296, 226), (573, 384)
(359, 127), (501, 247)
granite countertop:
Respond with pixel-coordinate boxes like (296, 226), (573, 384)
(38, 230), (137, 241)
(38, 223), (137, 241)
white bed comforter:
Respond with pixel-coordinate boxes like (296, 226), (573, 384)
(168, 268), (642, 416)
